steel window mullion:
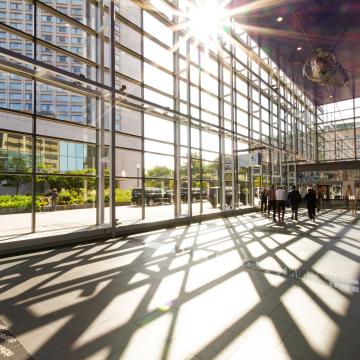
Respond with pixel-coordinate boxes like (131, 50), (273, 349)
(173, 1), (181, 218)
(186, 39), (192, 217)
(0, 21), (96, 66)
(110, 0), (116, 235)
(96, 0), (105, 225)
(36, 38), (96, 67)
(35, 0), (97, 36)
(31, 0), (37, 233)
(0, 47), (108, 94)
(198, 49), (203, 214)
(140, 6), (145, 220)
(353, 97), (357, 160)
(218, 44), (225, 211)
(230, 25), (237, 208)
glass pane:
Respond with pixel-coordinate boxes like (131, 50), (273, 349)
(116, 178), (142, 225)
(0, 175), (32, 238)
(36, 176), (97, 232)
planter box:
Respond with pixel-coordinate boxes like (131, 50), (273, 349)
(0, 208), (31, 215)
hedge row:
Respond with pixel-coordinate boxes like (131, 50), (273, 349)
(0, 189), (132, 209)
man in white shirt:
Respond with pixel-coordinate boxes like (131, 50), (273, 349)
(275, 185), (287, 222)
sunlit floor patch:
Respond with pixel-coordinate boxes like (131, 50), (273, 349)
(243, 259), (360, 295)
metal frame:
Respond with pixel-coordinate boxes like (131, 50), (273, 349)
(0, 0), (323, 240)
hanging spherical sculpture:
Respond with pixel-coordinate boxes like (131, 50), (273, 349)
(302, 48), (349, 87)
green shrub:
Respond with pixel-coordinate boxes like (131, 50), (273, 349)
(115, 189), (131, 203)
(0, 195), (47, 210)
(85, 190), (96, 203)
(0, 188), (131, 210)
(103, 189), (131, 203)
(57, 190), (84, 205)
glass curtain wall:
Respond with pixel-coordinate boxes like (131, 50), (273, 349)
(295, 97), (360, 200)
(317, 98), (359, 162)
(0, 0), (316, 240)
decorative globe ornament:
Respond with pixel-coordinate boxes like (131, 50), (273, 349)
(302, 48), (349, 87)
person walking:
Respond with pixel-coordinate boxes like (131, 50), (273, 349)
(304, 187), (317, 221)
(51, 188), (58, 211)
(355, 186), (360, 216)
(275, 185), (287, 222)
(287, 185), (302, 221)
(317, 184), (325, 212)
(346, 184), (356, 216)
(260, 188), (268, 213)
(266, 185), (276, 221)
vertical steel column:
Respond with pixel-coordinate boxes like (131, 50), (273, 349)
(186, 39), (192, 216)
(198, 49), (203, 214)
(277, 95), (281, 187)
(218, 45), (225, 210)
(353, 97), (357, 160)
(315, 105), (319, 162)
(231, 28), (239, 208)
(140, 6), (145, 220)
(110, 0), (116, 235)
(173, 2), (181, 217)
(31, 0), (37, 233)
(268, 71), (274, 185)
(229, 39), (236, 208)
(230, 24), (239, 209)
(333, 102), (337, 161)
(96, 0), (105, 225)
(247, 74), (253, 204)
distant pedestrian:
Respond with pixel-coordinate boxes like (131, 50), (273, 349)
(304, 187), (317, 221)
(260, 188), (268, 213)
(275, 185), (287, 222)
(51, 188), (58, 211)
(346, 184), (356, 216)
(267, 185), (276, 221)
(317, 184), (325, 212)
(287, 185), (302, 221)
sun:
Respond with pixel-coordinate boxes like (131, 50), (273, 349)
(140, 0), (290, 53)
(186, 0), (230, 45)
(168, 0), (233, 51)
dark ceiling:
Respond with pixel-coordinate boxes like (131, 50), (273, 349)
(231, 0), (360, 105)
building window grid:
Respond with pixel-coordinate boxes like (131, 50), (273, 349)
(0, 0), (327, 234)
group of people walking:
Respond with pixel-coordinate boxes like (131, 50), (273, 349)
(260, 185), (318, 222)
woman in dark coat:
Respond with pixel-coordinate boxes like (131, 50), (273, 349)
(304, 187), (317, 221)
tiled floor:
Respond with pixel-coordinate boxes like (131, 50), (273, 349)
(0, 202), (231, 240)
(0, 209), (359, 360)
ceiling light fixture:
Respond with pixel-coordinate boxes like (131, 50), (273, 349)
(297, 46), (302, 51)
(277, 16), (283, 22)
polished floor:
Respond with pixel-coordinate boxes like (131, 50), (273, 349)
(0, 209), (359, 360)
(0, 202), (231, 240)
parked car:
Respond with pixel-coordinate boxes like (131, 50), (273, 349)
(131, 188), (173, 206)
(208, 186), (234, 208)
(180, 188), (207, 202)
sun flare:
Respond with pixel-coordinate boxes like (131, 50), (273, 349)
(186, 0), (230, 45)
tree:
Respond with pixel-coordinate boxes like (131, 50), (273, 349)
(145, 166), (174, 189)
(0, 157), (32, 195)
(36, 164), (96, 194)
